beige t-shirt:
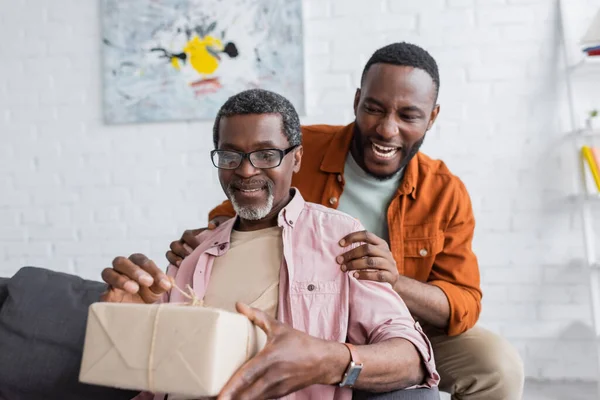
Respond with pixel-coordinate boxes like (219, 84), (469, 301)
(203, 226), (282, 319)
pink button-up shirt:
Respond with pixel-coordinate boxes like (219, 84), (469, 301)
(139, 190), (438, 400)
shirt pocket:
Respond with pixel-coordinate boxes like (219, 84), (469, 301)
(289, 280), (343, 341)
(403, 231), (444, 281)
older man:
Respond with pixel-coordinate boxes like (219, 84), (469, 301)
(102, 89), (439, 400)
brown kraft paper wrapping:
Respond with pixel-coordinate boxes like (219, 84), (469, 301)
(79, 302), (267, 398)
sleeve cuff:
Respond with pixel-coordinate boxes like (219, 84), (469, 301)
(370, 322), (440, 388)
(429, 279), (477, 336)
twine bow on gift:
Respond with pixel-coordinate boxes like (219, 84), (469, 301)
(168, 276), (204, 307)
(147, 277), (205, 393)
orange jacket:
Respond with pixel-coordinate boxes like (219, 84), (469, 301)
(209, 123), (482, 336)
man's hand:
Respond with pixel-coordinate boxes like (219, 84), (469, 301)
(218, 303), (349, 400)
(340, 231), (452, 329)
(165, 216), (230, 266)
(337, 230), (399, 286)
(101, 253), (172, 304)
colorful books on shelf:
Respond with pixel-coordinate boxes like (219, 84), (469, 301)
(581, 8), (600, 57)
(582, 145), (600, 193)
(584, 47), (600, 57)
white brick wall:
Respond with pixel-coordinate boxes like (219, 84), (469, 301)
(2, 0), (600, 382)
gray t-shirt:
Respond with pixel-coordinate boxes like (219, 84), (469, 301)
(337, 154), (405, 244)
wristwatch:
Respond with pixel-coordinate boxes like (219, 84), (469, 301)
(339, 343), (364, 387)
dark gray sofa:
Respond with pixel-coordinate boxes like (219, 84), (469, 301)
(0, 267), (136, 400)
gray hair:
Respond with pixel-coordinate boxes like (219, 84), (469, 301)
(212, 89), (302, 148)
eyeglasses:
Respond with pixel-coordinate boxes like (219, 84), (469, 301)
(210, 145), (298, 170)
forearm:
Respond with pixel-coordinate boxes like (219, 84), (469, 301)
(322, 338), (425, 392)
(393, 275), (450, 329)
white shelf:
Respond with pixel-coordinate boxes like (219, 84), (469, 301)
(567, 193), (600, 203)
(569, 56), (600, 76)
(564, 128), (600, 140)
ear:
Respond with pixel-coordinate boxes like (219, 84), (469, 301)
(427, 104), (441, 131)
(353, 89), (361, 116)
(292, 145), (303, 173)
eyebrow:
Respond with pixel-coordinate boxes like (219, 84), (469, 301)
(363, 97), (386, 108)
(364, 97), (426, 116)
(399, 105), (425, 115)
(219, 140), (280, 151)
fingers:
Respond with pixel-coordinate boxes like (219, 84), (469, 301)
(169, 221), (228, 267)
(171, 237), (191, 257)
(128, 253), (171, 294)
(188, 227), (206, 236)
(103, 254), (170, 305)
(339, 230), (386, 247)
(167, 239), (189, 267)
(167, 226), (210, 266)
(236, 302), (275, 336)
(165, 250), (182, 267)
(343, 255), (389, 273)
(111, 254), (170, 293)
(210, 216), (230, 229)
(337, 243), (389, 268)
(112, 256), (153, 287)
(181, 229), (202, 251)
(167, 228), (204, 267)
(351, 269), (392, 283)
(101, 268), (139, 294)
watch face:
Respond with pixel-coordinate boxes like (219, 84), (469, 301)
(344, 364), (364, 386)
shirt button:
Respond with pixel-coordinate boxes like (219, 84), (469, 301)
(289, 220), (294, 225)
(307, 284), (316, 291)
(329, 197), (338, 205)
(337, 174), (343, 183)
(219, 244), (226, 251)
(419, 248), (428, 257)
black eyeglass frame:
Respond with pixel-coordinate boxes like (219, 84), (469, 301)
(210, 145), (299, 170)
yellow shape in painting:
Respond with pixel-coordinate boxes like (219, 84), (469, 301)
(171, 57), (181, 70)
(183, 35), (224, 76)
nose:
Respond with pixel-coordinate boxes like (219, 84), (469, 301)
(376, 115), (400, 141)
(235, 156), (260, 178)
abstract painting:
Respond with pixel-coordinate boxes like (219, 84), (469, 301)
(101, 0), (305, 124)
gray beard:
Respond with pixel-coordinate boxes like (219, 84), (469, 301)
(226, 181), (275, 221)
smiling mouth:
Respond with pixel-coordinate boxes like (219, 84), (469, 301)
(233, 186), (267, 199)
(371, 142), (400, 159)
(238, 188), (263, 193)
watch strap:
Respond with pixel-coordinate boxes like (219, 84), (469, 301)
(339, 343), (363, 387)
(343, 342), (363, 366)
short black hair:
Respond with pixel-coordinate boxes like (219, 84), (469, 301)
(361, 42), (440, 101)
(213, 89), (301, 148)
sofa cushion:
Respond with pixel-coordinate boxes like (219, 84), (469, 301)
(0, 267), (137, 400)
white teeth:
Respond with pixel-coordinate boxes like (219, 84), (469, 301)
(240, 188), (261, 193)
(372, 143), (396, 152)
(371, 143), (398, 159)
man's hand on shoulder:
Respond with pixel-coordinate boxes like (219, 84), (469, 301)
(165, 216), (230, 266)
(101, 253), (172, 304)
(218, 303), (349, 400)
(337, 230), (399, 286)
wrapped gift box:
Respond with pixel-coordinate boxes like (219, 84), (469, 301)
(79, 302), (267, 398)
